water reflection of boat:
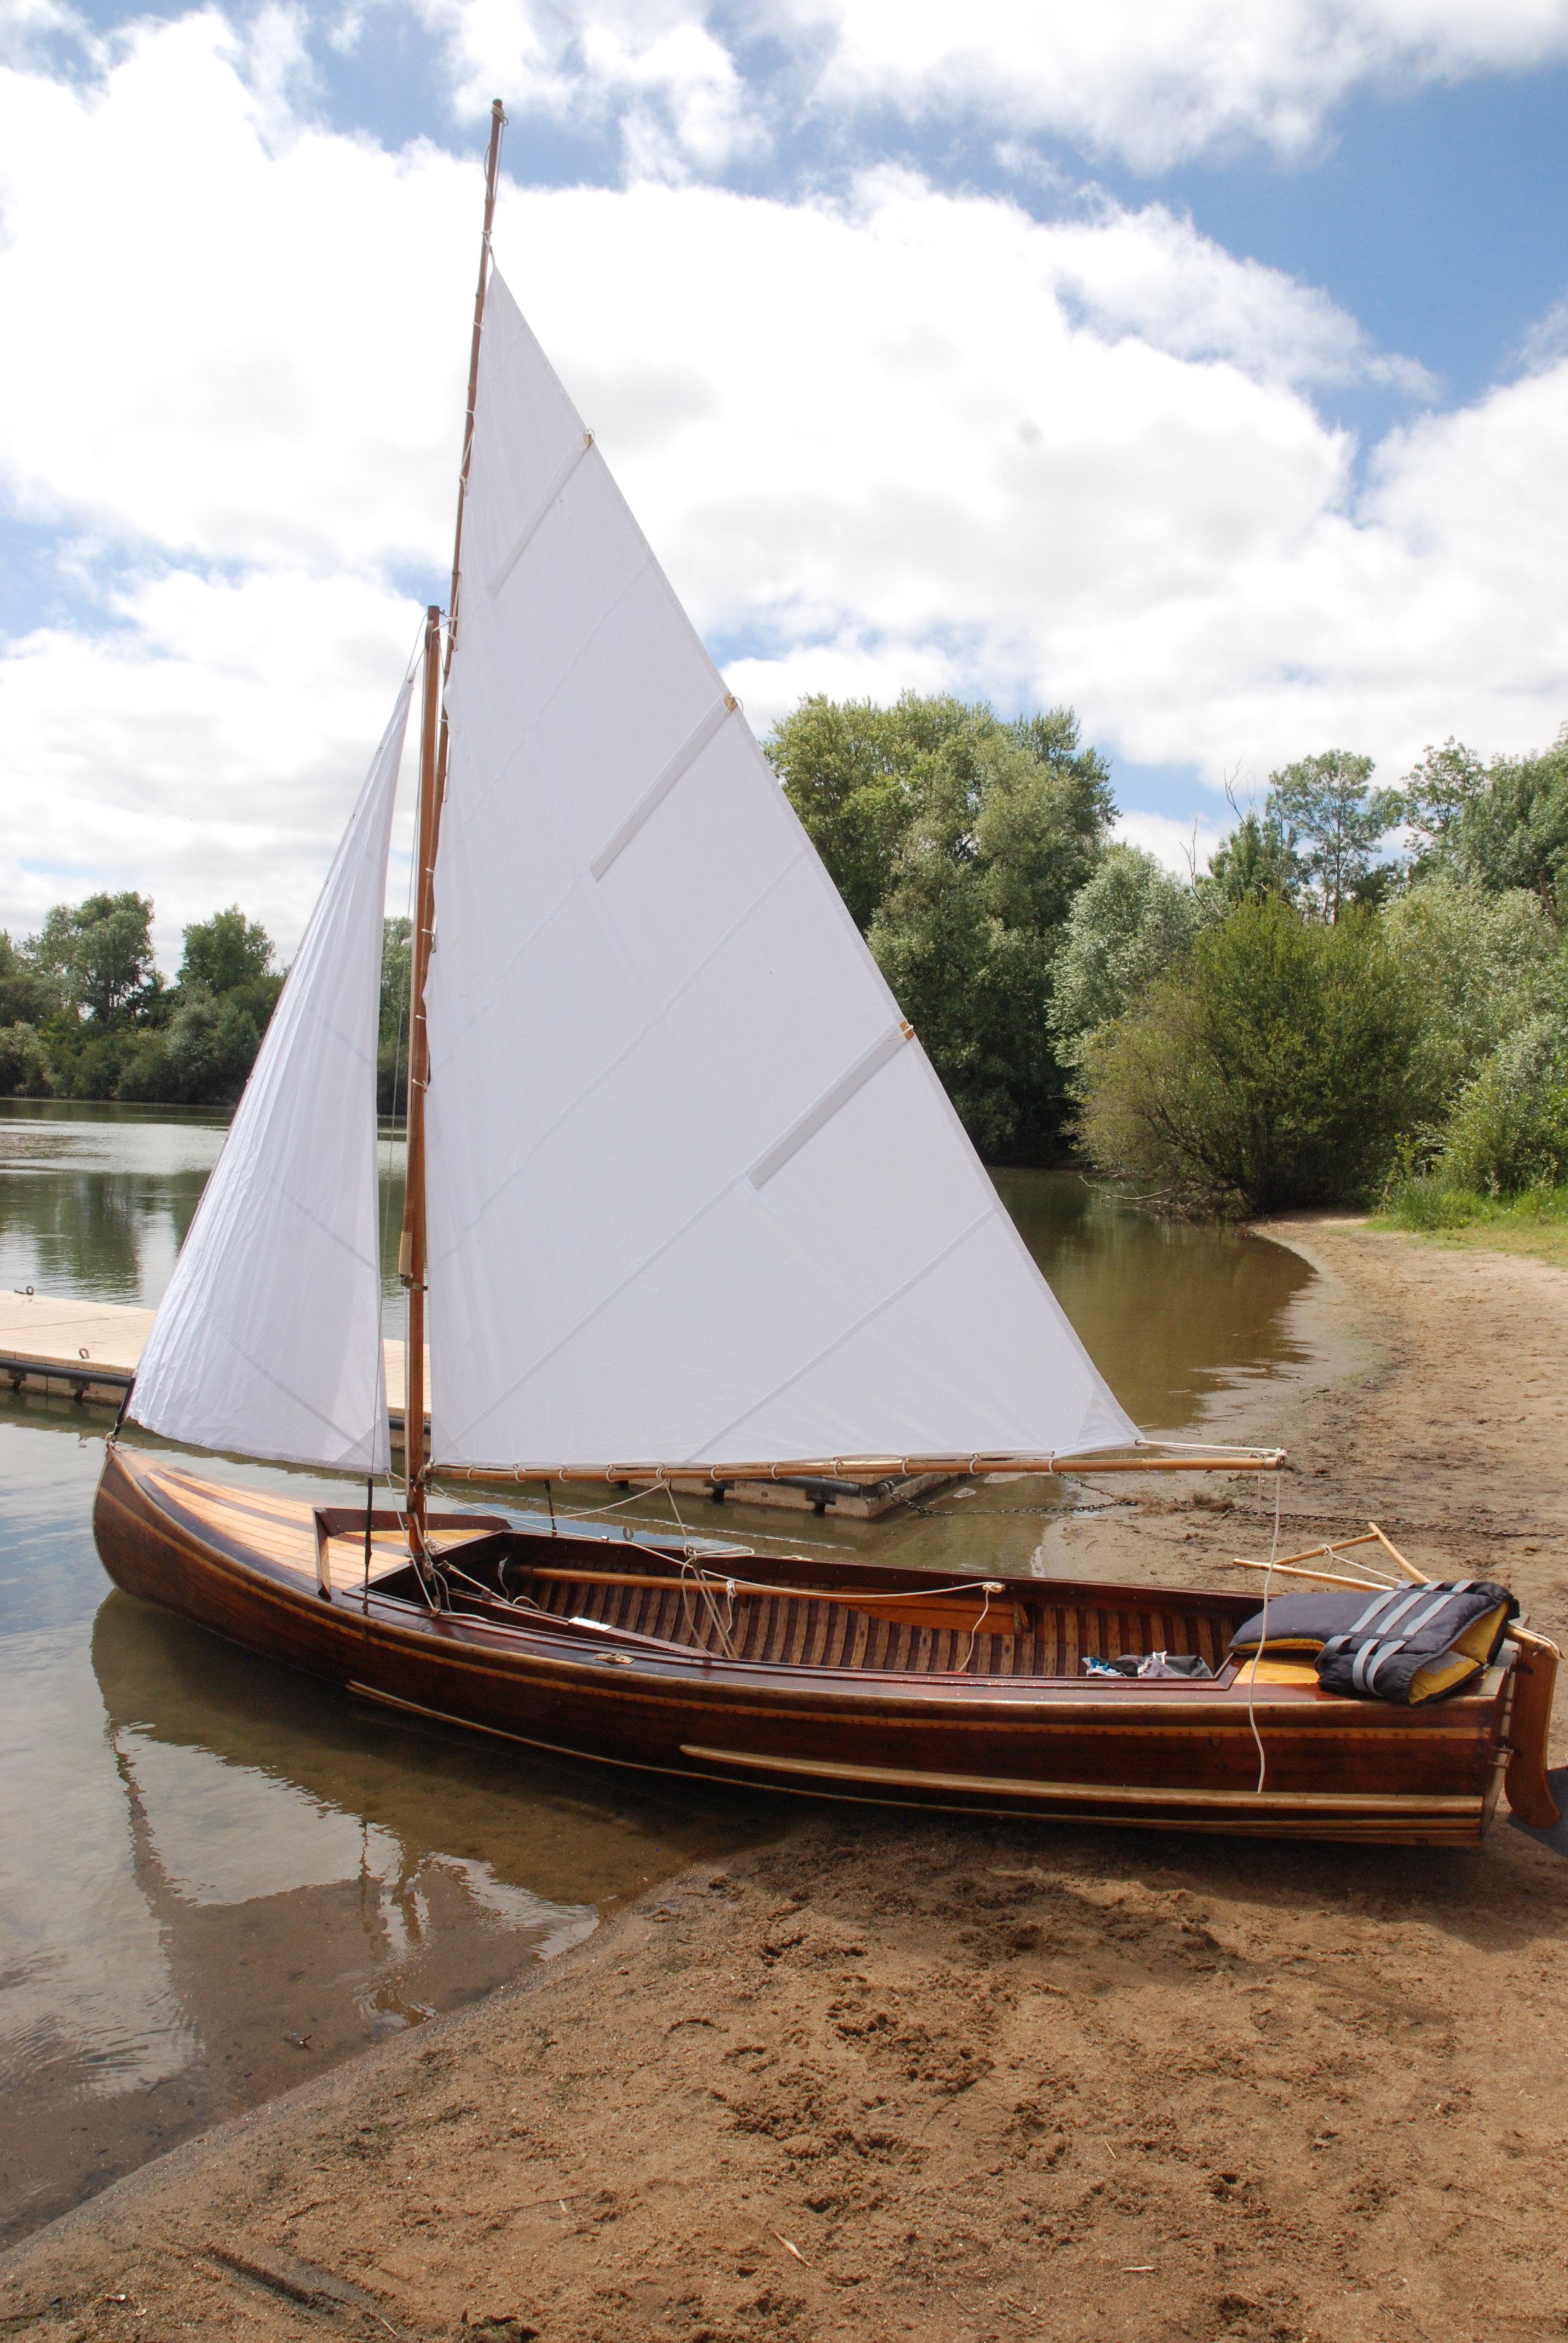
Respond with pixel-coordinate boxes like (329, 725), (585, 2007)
(93, 110), (1556, 1845)
(92, 1591), (601, 2076)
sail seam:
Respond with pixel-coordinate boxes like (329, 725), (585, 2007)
(748, 1023), (912, 1189)
(454, 549), (655, 830)
(136, 1317), (385, 1467)
(426, 849), (813, 1274)
(486, 433), (595, 600)
(590, 696), (738, 880)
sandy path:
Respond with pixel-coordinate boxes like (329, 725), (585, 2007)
(4, 1223), (1567, 2343)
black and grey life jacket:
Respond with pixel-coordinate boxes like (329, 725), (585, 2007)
(1229, 1580), (1517, 1706)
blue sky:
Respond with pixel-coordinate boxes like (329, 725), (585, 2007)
(2, 0), (1566, 951)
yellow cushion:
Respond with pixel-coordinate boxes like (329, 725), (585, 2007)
(1451, 1602), (1509, 1663)
(1234, 1658), (1321, 1686)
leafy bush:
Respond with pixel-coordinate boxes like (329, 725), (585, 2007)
(0, 1022), (51, 1097)
(1437, 1017), (1568, 1194)
(1077, 900), (1423, 1213)
(117, 990), (263, 1107)
(0, 934), (59, 1029)
(1382, 873), (1559, 1114)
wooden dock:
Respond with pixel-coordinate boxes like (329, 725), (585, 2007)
(0, 1286), (426, 1436)
(0, 1288), (947, 1519)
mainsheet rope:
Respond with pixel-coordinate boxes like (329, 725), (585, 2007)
(1246, 1469), (1284, 1794)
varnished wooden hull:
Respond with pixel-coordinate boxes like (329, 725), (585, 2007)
(93, 1444), (1543, 1844)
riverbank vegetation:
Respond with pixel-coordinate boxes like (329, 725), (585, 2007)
(0, 897), (282, 1108)
(0, 891), (419, 1112)
(5, 703), (1566, 1217)
(773, 695), (1568, 1212)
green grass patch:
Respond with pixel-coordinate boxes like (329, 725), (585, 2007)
(1370, 1176), (1568, 1267)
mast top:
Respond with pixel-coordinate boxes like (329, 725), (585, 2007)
(444, 99), (508, 667)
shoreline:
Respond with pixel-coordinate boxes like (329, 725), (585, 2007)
(5, 1221), (1568, 2342)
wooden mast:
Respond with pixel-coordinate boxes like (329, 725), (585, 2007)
(399, 605), (442, 1560)
(399, 97), (507, 1568)
(438, 97), (507, 788)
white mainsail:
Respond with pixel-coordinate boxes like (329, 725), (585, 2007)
(129, 681), (412, 1471)
(424, 271), (1138, 1472)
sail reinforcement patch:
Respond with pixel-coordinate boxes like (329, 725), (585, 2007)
(748, 1023), (913, 1189)
(487, 433), (595, 600)
(590, 696), (738, 880)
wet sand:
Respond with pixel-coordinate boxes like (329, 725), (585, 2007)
(5, 1218), (1567, 2343)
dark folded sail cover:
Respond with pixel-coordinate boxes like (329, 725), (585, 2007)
(1230, 1581), (1517, 1706)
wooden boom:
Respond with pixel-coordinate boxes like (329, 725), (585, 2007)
(436, 1445), (1287, 1487)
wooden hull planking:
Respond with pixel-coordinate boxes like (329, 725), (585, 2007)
(92, 1445), (1538, 1845)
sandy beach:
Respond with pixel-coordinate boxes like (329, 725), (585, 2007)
(4, 1218), (1567, 2343)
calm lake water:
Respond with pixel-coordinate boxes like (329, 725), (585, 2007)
(0, 1100), (1323, 2245)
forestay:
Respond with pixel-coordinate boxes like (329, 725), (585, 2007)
(129, 683), (411, 1470)
(425, 271), (1138, 1472)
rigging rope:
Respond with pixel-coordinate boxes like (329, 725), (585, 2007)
(1246, 1469), (1283, 1795)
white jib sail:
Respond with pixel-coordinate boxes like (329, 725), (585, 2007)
(425, 271), (1138, 1470)
(129, 680), (412, 1470)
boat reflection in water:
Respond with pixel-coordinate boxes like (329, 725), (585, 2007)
(0, 1584), (768, 2249)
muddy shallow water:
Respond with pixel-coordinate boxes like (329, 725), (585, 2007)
(0, 1103), (1338, 2244)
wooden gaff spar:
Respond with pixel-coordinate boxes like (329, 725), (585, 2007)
(93, 105), (1557, 1844)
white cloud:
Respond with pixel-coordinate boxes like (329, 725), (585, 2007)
(1520, 297), (1568, 375)
(1114, 810), (1226, 877)
(2, 22), (1566, 962)
(414, 0), (765, 174)
(1044, 203), (1433, 394)
(3, 568), (423, 962)
(786, 0), (1568, 169)
(413, 0), (1568, 171)
(0, 15), (479, 571)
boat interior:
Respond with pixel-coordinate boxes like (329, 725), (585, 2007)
(145, 1461), (1303, 1687)
(326, 1510), (1272, 1685)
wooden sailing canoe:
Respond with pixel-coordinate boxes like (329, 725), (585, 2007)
(94, 1445), (1552, 1846)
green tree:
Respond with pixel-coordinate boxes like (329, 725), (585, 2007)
(1383, 873), (1559, 1115)
(863, 708), (1114, 1156)
(766, 693), (1112, 940)
(1078, 900), (1423, 1213)
(1267, 752), (1402, 922)
(1399, 737), (1489, 873)
(117, 992), (264, 1107)
(1048, 845), (1205, 1083)
(765, 693), (977, 932)
(0, 932), (61, 1029)
(1203, 804), (1304, 909)
(1448, 733), (1568, 911)
(179, 905), (275, 993)
(378, 915), (413, 1115)
(31, 891), (158, 1023)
